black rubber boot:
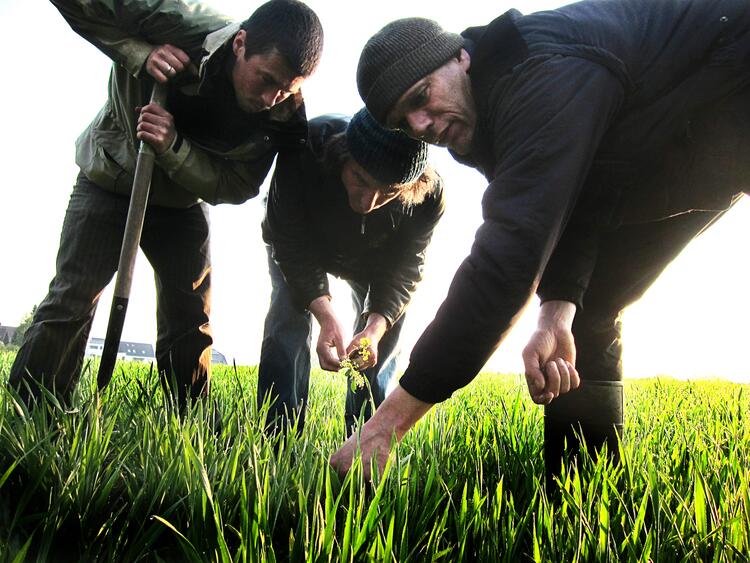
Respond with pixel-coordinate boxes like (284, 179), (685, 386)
(544, 380), (623, 490)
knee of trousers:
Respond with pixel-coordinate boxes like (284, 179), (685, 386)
(544, 380), (624, 427)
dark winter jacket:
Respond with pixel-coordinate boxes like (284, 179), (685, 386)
(262, 115), (445, 327)
(400, 0), (750, 402)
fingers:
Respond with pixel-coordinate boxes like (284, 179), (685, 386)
(569, 362), (581, 391)
(522, 340), (550, 404)
(524, 355), (581, 405)
(522, 353), (546, 395)
(345, 339), (377, 370)
(329, 423), (390, 480)
(317, 343), (340, 371)
(360, 346), (377, 369)
(539, 358), (581, 404)
(147, 44), (192, 83)
(316, 333), (345, 371)
(335, 340), (347, 368)
(345, 341), (357, 358)
(136, 104), (175, 154)
(525, 368), (552, 405)
(350, 351), (376, 370)
(139, 103), (171, 118)
(329, 438), (356, 477)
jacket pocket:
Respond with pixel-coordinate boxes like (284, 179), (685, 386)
(75, 106), (137, 195)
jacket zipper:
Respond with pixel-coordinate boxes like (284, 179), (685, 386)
(361, 215), (366, 235)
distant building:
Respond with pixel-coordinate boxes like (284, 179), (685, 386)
(85, 336), (229, 365)
(212, 349), (228, 365)
(0, 324), (17, 345)
(86, 337), (155, 363)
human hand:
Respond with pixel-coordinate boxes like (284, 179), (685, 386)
(136, 103), (176, 154)
(316, 318), (347, 371)
(522, 301), (580, 405)
(316, 321), (346, 371)
(330, 385), (433, 478)
(346, 314), (388, 370)
(145, 44), (194, 83)
(308, 296), (348, 371)
(329, 419), (392, 480)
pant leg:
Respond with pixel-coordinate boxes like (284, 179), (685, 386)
(344, 280), (405, 436)
(139, 202), (212, 409)
(544, 207), (732, 486)
(8, 174), (126, 404)
(257, 245), (313, 433)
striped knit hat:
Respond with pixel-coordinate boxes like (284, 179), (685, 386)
(346, 107), (429, 185)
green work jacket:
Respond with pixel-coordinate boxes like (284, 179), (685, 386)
(51, 0), (308, 208)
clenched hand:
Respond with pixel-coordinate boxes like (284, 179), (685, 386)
(522, 300), (581, 404)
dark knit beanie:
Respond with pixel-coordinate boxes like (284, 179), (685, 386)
(357, 17), (464, 123)
(346, 107), (429, 185)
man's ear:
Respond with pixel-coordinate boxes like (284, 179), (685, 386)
(458, 48), (471, 72)
(232, 29), (246, 57)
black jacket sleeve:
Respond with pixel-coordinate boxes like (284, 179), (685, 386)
(536, 217), (600, 308)
(367, 179), (446, 326)
(399, 55), (624, 403)
(262, 150), (329, 310)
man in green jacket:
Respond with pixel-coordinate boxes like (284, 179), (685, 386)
(9, 0), (323, 407)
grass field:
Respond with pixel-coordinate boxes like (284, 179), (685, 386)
(1, 350), (749, 562)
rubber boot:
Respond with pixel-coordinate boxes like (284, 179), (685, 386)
(544, 380), (623, 490)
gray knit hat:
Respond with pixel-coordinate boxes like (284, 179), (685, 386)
(357, 17), (464, 123)
(346, 107), (429, 185)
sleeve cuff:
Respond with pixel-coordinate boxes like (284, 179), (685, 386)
(363, 305), (398, 329)
(536, 283), (585, 310)
(399, 366), (453, 404)
(359, 307), (394, 331)
(120, 39), (154, 78)
(296, 279), (330, 312)
(157, 134), (191, 174)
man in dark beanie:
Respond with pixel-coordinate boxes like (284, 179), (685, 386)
(331, 0), (750, 485)
(259, 109), (444, 435)
(9, 0), (323, 409)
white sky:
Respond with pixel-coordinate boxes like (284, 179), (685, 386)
(1, 0), (748, 384)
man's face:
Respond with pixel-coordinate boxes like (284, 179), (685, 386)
(231, 30), (306, 113)
(341, 158), (400, 215)
(385, 49), (477, 155)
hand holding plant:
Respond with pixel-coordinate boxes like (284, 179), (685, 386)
(345, 312), (387, 370)
(340, 337), (371, 391)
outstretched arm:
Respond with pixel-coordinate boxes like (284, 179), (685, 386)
(329, 384), (433, 478)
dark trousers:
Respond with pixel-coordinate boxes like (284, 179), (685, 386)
(545, 204), (741, 486)
(9, 173), (212, 407)
(257, 246), (404, 435)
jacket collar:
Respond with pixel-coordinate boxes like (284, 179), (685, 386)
(462, 10), (527, 102)
(450, 11), (528, 172)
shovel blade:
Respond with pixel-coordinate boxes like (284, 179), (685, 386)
(97, 296), (129, 389)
